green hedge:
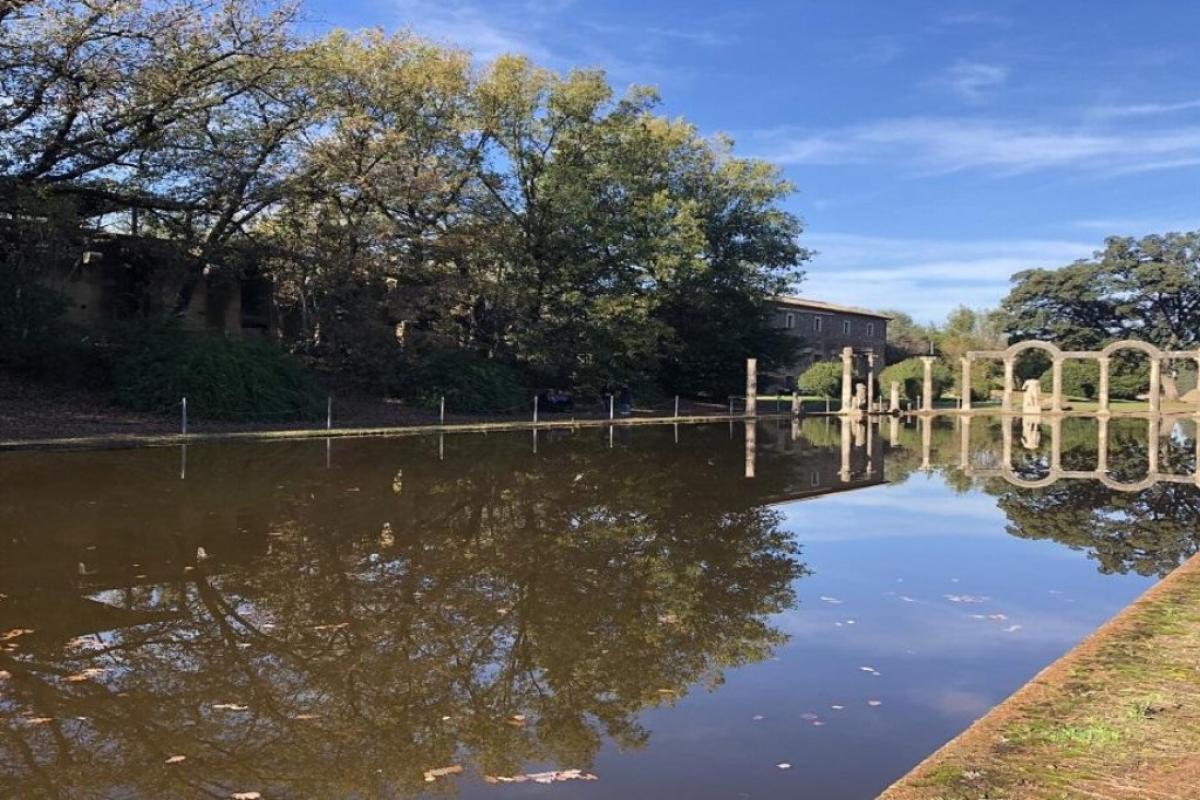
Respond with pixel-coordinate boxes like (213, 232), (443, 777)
(796, 361), (841, 397)
(881, 357), (953, 402)
(388, 349), (529, 413)
(113, 328), (324, 420)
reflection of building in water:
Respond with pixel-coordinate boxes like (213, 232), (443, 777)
(958, 414), (1200, 491)
(751, 417), (887, 504)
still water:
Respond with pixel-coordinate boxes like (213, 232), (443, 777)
(1, 416), (1198, 799)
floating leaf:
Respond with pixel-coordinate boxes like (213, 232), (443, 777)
(165, 755), (187, 764)
(867, 700), (882, 707)
(212, 703), (248, 711)
(776, 763), (792, 770)
(231, 793), (261, 799)
(423, 765), (463, 782)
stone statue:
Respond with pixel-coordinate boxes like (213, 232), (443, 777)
(1021, 416), (1041, 450)
(853, 382), (867, 411)
(1022, 379), (1043, 414)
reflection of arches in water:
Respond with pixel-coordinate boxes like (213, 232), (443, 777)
(960, 414), (1200, 490)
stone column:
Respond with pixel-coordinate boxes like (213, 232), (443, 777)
(866, 353), (877, 412)
(889, 381), (900, 413)
(1148, 358), (1161, 413)
(960, 357), (972, 411)
(1051, 358), (1064, 413)
(1098, 357), (1110, 415)
(1002, 359), (1014, 413)
(920, 356), (936, 413)
(745, 358), (757, 417)
(791, 391), (802, 417)
(1195, 354), (1200, 415)
(1002, 416), (1013, 469)
(840, 347), (854, 414)
(1096, 415), (1109, 475)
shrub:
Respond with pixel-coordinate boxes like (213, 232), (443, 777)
(1038, 358), (1150, 401)
(389, 349), (528, 413)
(113, 327), (324, 420)
(796, 360), (841, 397)
(881, 357), (953, 403)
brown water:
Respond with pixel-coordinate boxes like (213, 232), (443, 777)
(1, 416), (1197, 799)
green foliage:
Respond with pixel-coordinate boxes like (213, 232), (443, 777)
(1038, 359), (1150, 401)
(112, 328), (324, 420)
(1002, 232), (1200, 350)
(389, 350), (529, 413)
(796, 360), (841, 397)
(880, 357), (953, 402)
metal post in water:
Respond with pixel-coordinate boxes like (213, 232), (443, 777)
(440, 396), (445, 425)
(326, 396), (333, 430)
(609, 394), (615, 420)
(674, 395), (680, 418)
(181, 397), (188, 435)
(729, 397), (734, 415)
(533, 395), (539, 423)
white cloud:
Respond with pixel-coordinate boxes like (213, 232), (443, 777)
(794, 233), (1097, 322)
(940, 61), (1008, 103)
(749, 117), (1200, 176)
(1090, 98), (1200, 119)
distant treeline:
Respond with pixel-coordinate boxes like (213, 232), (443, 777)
(0, 0), (807, 405)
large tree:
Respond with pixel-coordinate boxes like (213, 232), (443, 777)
(1001, 231), (1200, 350)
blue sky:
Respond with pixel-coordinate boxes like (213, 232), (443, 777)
(301, 0), (1200, 321)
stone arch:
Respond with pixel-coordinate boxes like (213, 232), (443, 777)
(1101, 339), (1165, 360)
(1004, 340), (1064, 360)
(1098, 474), (1159, 493)
(999, 468), (1059, 489)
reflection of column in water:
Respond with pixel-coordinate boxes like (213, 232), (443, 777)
(1097, 415), (1109, 474)
(1002, 417), (1013, 469)
(889, 414), (899, 445)
(744, 422), (756, 479)
(790, 418), (800, 443)
(920, 414), (932, 472)
(865, 418), (874, 476)
(1147, 416), (1160, 474)
(674, 423), (679, 444)
(839, 417), (852, 482)
(609, 425), (614, 449)
(533, 429), (539, 454)
(959, 415), (972, 470)
(326, 437), (331, 469)
(1050, 418), (1062, 472)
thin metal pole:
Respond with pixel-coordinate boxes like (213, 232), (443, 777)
(439, 396), (445, 425)
(609, 394), (614, 420)
(326, 396), (332, 430)
(729, 397), (734, 415)
(674, 395), (679, 418)
(533, 395), (539, 423)
(181, 397), (188, 435)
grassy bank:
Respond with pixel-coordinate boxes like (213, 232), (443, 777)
(881, 553), (1200, 800)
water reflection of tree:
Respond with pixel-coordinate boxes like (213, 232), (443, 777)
(0, 430), (805, 798)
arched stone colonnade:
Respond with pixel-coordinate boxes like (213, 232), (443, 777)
(960, 339), (1200, 415)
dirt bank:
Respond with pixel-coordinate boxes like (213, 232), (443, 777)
(880, 553), (1200, 800)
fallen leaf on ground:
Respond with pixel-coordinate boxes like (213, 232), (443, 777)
(424, 765), (463, 782)
(212, 703), (248, 711)
(231, 793), (261, 800)
(292, 713), (320, 720)
(165, 755), (186, 764)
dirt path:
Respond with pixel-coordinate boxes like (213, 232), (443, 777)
(880, 553), (1200, 800)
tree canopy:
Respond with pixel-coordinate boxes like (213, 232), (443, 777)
(1001, 232), (1200, 350)
(1, 2), (809, 401)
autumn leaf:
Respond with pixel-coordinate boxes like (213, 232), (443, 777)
(423, 765), (463, 782)
(165, 755), (187, 764)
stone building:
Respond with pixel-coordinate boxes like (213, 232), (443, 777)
(767, 296), (891, 388)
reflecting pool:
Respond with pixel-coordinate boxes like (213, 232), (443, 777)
(1, 416), (1198, 799)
